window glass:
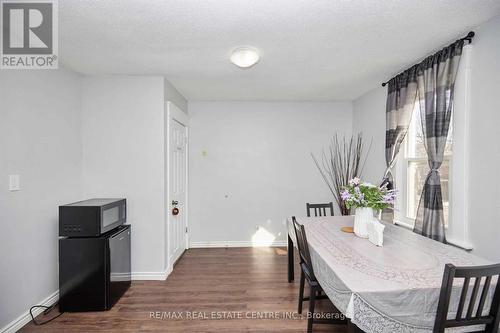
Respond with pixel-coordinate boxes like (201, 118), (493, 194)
(403, 102), (452, 227)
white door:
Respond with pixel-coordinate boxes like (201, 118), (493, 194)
(168, 108), (188, 266)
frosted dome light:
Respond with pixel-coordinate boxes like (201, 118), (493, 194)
(230, 47), (260, 68)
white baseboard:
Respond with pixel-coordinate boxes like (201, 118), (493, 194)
(2, 267), (174, 333)
(189, 240), (287, 248)
(1, 290), (59, 333)
(131, 266), (172, 281)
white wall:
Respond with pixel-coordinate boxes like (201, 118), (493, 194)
(352, 87), (387, 184)
(81, 76), (167, 274)
(0, 67), (83, 330)
(188, 102), (353, 246)
(351, 14), (500, 261)
(467, 16), (500, 262)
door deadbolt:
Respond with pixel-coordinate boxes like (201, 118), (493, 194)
(172, 200), (179, 206)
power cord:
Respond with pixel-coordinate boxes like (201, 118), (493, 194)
(29, 303), (63, 325)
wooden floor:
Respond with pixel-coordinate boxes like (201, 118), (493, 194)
(20, 247), (349, 332)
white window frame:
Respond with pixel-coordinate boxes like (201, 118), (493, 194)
(394, 45), (473, 250)
(394, 129), (452, 228)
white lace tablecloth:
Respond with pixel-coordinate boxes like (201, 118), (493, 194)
(287, 216), (496, 333)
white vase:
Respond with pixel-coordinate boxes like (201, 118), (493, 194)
(354, 207), (373, 238)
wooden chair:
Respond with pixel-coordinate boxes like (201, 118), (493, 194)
(292, 216), (346, 333)
(287, 203), (334, 283)
(434, 263), (500, 333)
(306, 202), (334, 217)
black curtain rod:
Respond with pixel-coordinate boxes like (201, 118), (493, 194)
(381, 31), (475, 87)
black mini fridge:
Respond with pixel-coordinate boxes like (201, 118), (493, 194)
(59, 225), (131, 312)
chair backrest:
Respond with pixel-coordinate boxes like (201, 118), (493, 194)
(292, 216), (316, 280)
(306, 202), (334, 217)
(434, 263), (500, 333)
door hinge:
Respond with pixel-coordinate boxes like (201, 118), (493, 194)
(185, 227), (188, 233)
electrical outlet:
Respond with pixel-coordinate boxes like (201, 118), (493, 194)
(9, 175), (20, 191)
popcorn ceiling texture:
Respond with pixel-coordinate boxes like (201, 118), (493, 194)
(59, 1), (500, 101)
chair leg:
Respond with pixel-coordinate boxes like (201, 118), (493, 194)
(298, 270), (305, 314)
(307, 285), (316, 333)
(287, 235), (294, 282)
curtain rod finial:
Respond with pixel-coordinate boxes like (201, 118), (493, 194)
(382, 82), (387, 87)
(462, 31), (475, 43)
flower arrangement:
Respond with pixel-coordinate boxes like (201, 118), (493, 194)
(341, 177), (396, 211)
(312, 133), (370, 216)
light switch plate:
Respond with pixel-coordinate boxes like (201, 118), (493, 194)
(9, 175), (20, 191)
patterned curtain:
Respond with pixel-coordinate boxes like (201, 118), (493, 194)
(413, 40), (465, 242)
(383, 67), (419, 189)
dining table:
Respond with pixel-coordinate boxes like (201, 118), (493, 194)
(286, 216), (495, 333)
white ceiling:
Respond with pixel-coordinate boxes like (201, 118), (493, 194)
(60, 0), (500, 101)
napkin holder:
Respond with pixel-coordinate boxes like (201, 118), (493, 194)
(367, 219), (385, 247)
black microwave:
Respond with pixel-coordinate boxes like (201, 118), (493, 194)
(59, 199), (126, 237)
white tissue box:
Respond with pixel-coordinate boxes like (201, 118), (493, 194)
(367, 219), (385, 247)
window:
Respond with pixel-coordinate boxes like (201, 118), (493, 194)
(394, 103), (452, 228)
(394, 45), (473, 250)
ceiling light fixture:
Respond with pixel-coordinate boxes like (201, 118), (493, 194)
(230, 46), (260, 68)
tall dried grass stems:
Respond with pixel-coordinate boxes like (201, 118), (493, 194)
(312, 133), (371, 216)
